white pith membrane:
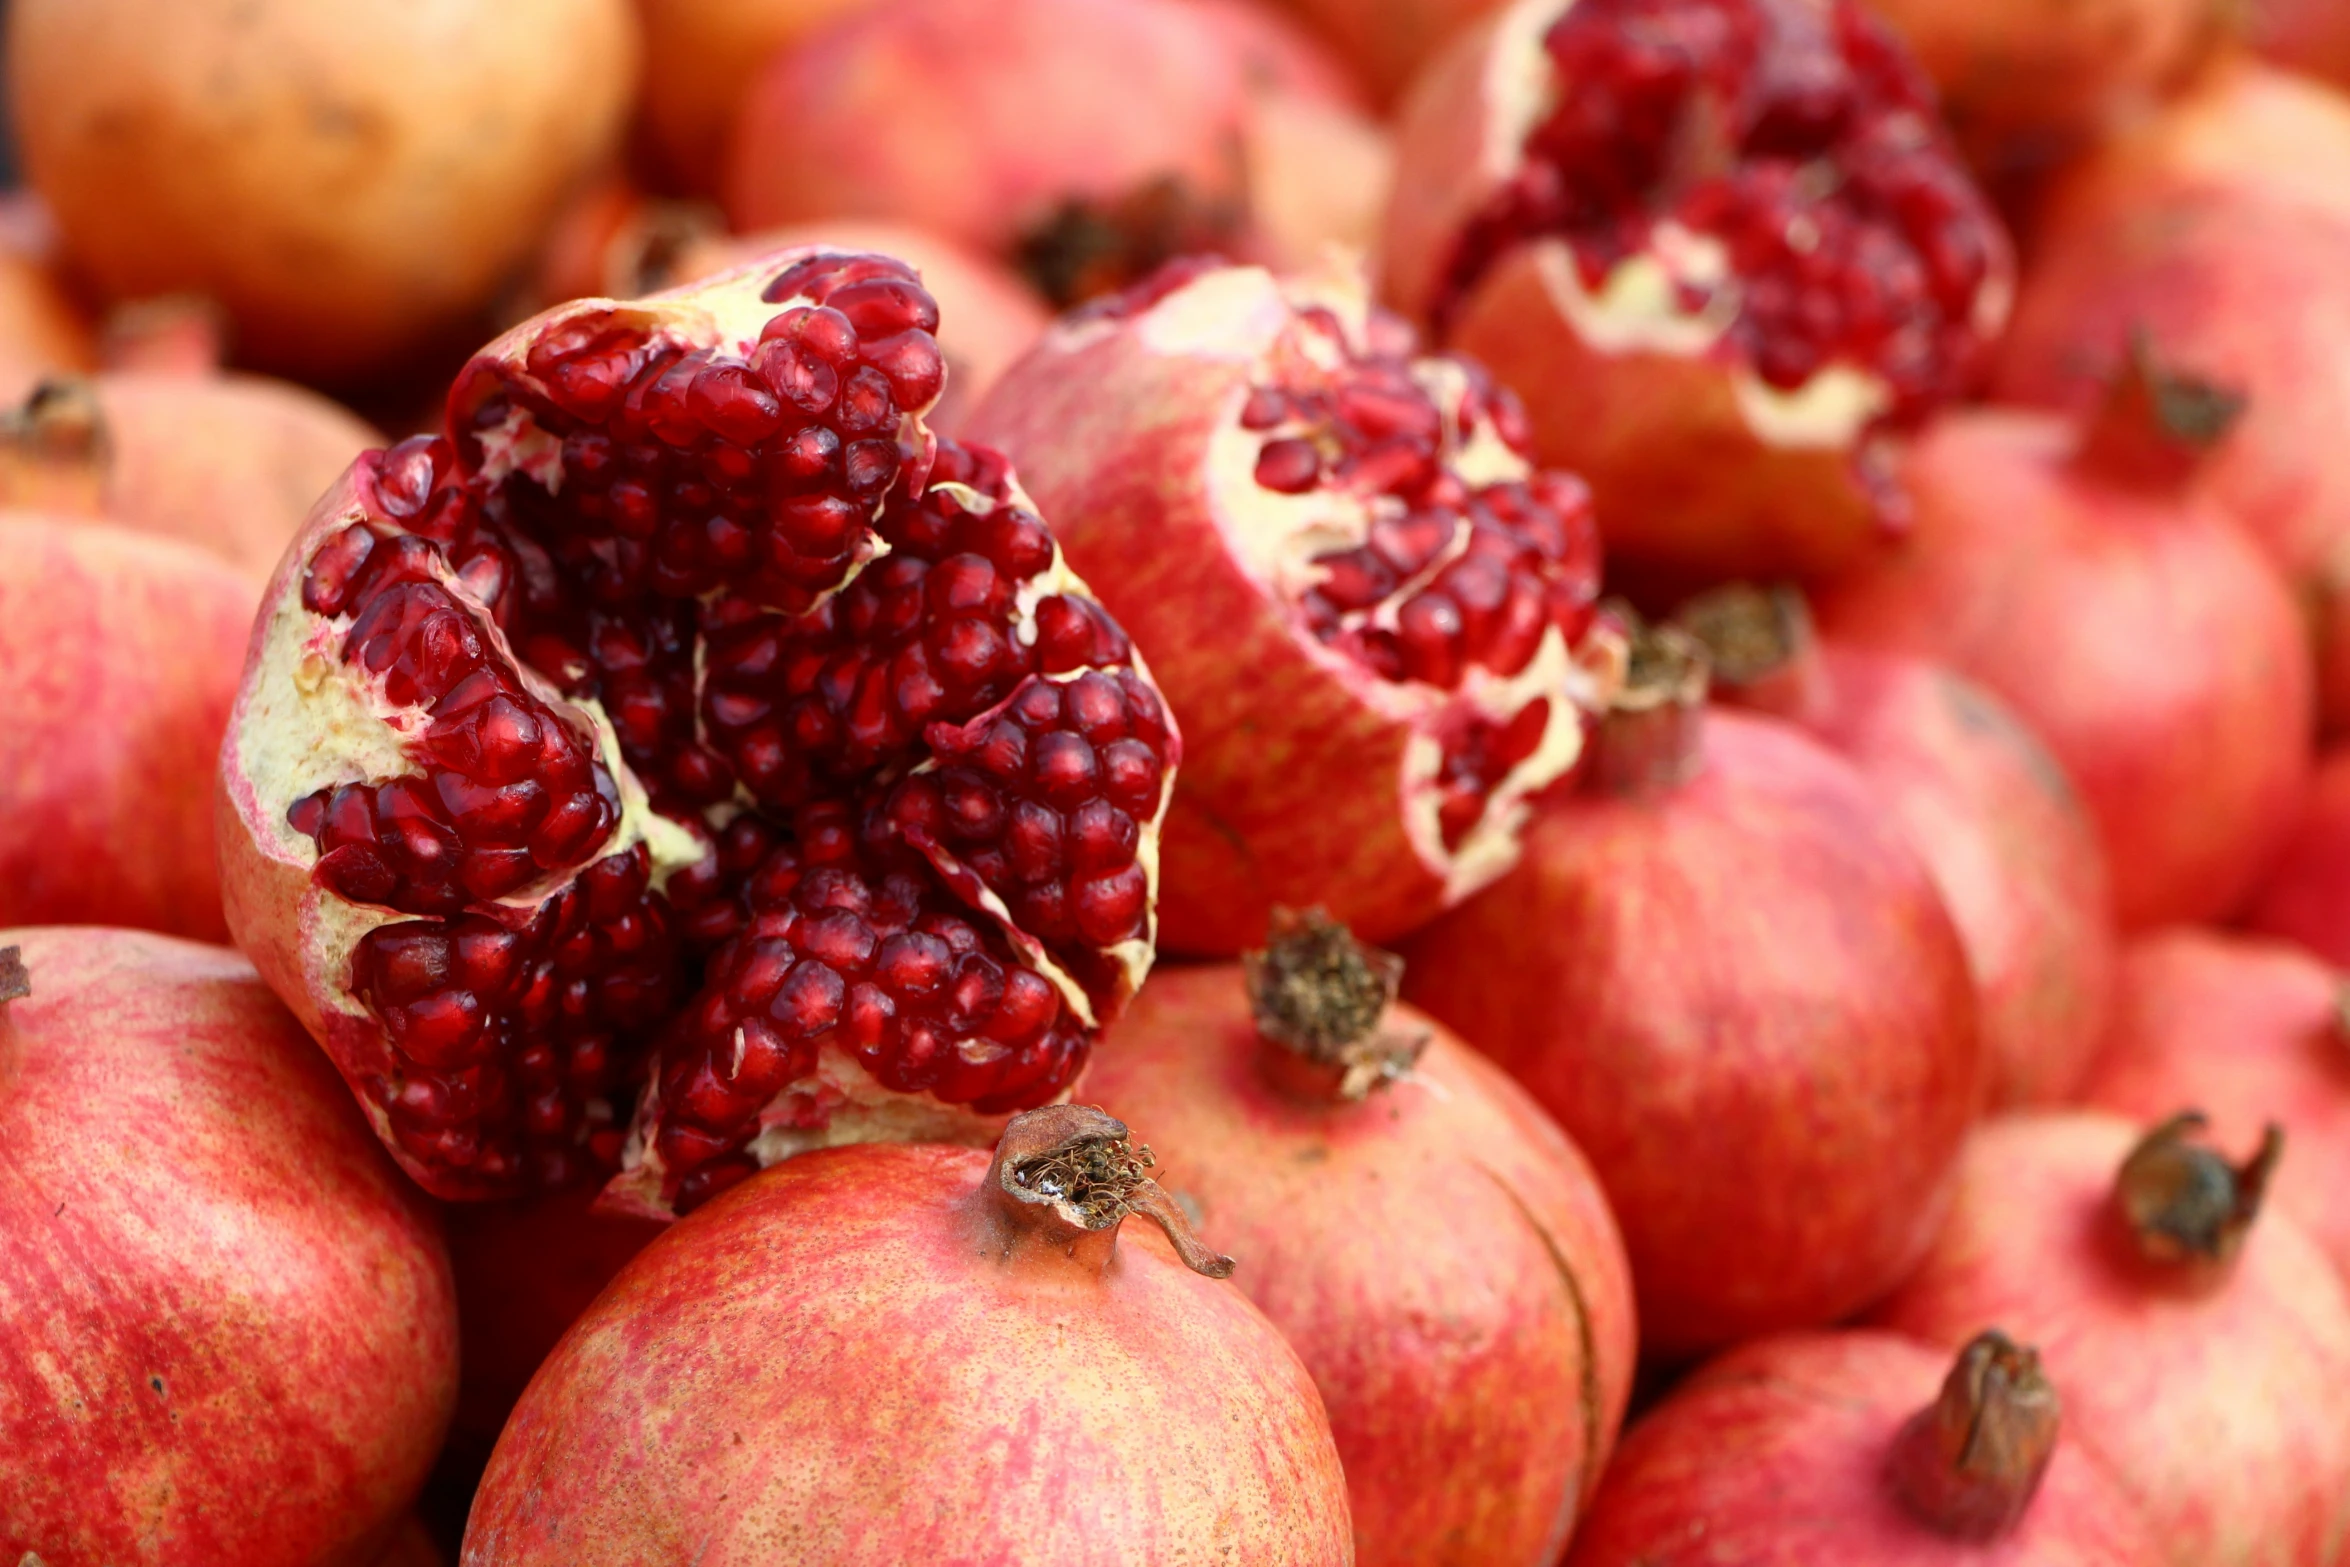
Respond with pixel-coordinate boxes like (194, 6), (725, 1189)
(1119, 261), (1619, 900)
(1451, 0), (2011, 455)
(238, 252), (1176, 1211)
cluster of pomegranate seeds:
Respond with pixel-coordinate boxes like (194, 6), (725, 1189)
(277, 254), (1174, 1204)
(1443, 0), (2000, 413)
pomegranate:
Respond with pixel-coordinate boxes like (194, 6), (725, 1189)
(724, 0), (1383, 308)
(216, 249), (1182, 1210)
(524, 172), (724, 314)
(2080, 930), (2350, 1284)
(1381, 0), (2013, 586)
(637, 0), (879, 194)
(1676, 584), (2115, 1108)
(0, 192), (93, 402)
(463, 1105), (1354, 1562)
(0, 928), (457, 1565)
(671, 221), (1056, 435)
(2256, 0), (2350, 87)
(8, 0), (639, 383)
(968, 260), (1614, 954)
(1083, 911), (1638, 1565)
(1567, 1329), (2163, 1562)
(1813, 356), (2316, 930)
(1398, 622), (1982, 1356)
(0, 515), (252, 942)
(2244, 746), (2350, 966)
(0, 373), (381, 579)
(1992, 60), (2350, 734)
(442, 1184), (662, 1454)
(1873, 1111), (2350, 1567)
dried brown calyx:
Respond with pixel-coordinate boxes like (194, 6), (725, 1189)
(1887, 1329), (2062, 1541)
(1244, 907), (1429, 1101)
(987, 1103), (1235, 1278)
(1591, 610), (1711, 799)
(0, 946), (28, 1006)
(0, 378), (107, 516)
(1671, 582), (1828, 724)
(2078, 333), (2248, 490)
(2113, 1110), (2284, 1268)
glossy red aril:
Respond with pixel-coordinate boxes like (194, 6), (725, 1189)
(968, 258), (1613, 954)
(1400, 624), (1982, 1355)
(2244, 746), (2350, 966)
(0, 930), (457, 1567)
(2081, 930), (2350, 1285)
(1814, 355), (2316, 930)
(462, 1106), (1354, 1563)
(1084, 911), (1637, 1566)
(1678, 584), (2115, 1107)
(1873, 1111), (2350, 1567)
(1382, 0), (2012, 583)
(217, 249), (1179, 1212)
(1567, 1329), (2163, 1563)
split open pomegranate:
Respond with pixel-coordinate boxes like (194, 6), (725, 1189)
(1381, 0), (2012, 585)
(218, 250), (1180, 1213)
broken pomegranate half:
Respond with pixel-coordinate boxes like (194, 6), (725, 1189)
(218, 250), (1179, 1215)
(1380, 0), (2012, 585)
(967, 258), (1616, 954)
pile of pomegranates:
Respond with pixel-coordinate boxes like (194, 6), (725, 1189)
(11, 0), (2350, 1558)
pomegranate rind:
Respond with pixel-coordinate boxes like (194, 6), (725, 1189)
(968, 262), (1611, 954)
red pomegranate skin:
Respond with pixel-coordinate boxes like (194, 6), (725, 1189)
(0, 927), (458, 1566)
(441, 1183), (662, 1453)
(2258, 0), (2350, 87)
(1872, 1111), (2350, 1567)
(2244, 745), (2350, 967)
(0, 513), (254, 942)
(464, 1136), (1355, 1563)
(1084, 963), (1639, 1566)
(1813, 407), (2316, 930)
(1565, 1330), (2162, 1565)
(1726, 638), (2116, 1108)
(2080, 930), (2350, 1283)
(1401, 708), (1983, 1356)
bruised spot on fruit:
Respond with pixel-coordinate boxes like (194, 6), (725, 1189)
(2114, 1111), (2285, 1267)
(1887, 1330), (2062, 1541)
(1242, 906), (1429, 1100)
(990, 1104), (1235, 1278)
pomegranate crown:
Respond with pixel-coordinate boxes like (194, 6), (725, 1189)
(1242, 908), (1429, 1100)
(2113, 1110), (2284, 1268)
(1888, 1328), (2062, 1541)
(988, 1105), (1235, 1279)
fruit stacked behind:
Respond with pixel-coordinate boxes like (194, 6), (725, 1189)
(4, 1), (2350, 1565)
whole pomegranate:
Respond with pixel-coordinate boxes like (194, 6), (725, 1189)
(1993, 60), (2350, 734)
(1873, 1111), (2350, 1567)
(463, 1105), (1354, 1563)
(1813, 359), (2316, 930)
(442, 1185), (662, 1454)
(1567, 1329), (2162, 1562)
(1399, 624), (1982, 1356)
(1381, 0), (2012, 585)
(0, 928), (458, 1566)
(0, 514), (253, 941)
(637, 0), (878, 194)
(2080, 930), (2350, 1283)
(8, 0), (639, 383)
(2244, 746), (2350, 966)
(967, 259), (1614, 955)
(725, 0), (1379, 307)
(216, 249), (1183, 1210)
(1677, 585), (2115, 1108)
(0, 373), (381, 578)
(1084, 910), (1638, 1566)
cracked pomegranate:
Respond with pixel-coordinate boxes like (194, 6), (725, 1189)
(2081, 930), (2350, 1286)
(462, 1105), (1353, 1563)
(0, 373), (381, 579)
(1678, 584), (2115, 1108)
(8, 0), (639, 382)
(0, 515), (252, 941)
(1083, 911), (1637, 1566)
(1993, 60), (2350, 737)
(1814, 356), (2315, 930)
(1567, 1328), (2162, 1563)
(1874, 1111), (2350, 1567)
(1399, 623), (1981, 1355)
(0, 929), (457, 1566)
(968, 259), (1613, 953)
(2244, 747), (2350, 968)
(218, 249), (1180, 1211)
(1381, 0), (2011, 584)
